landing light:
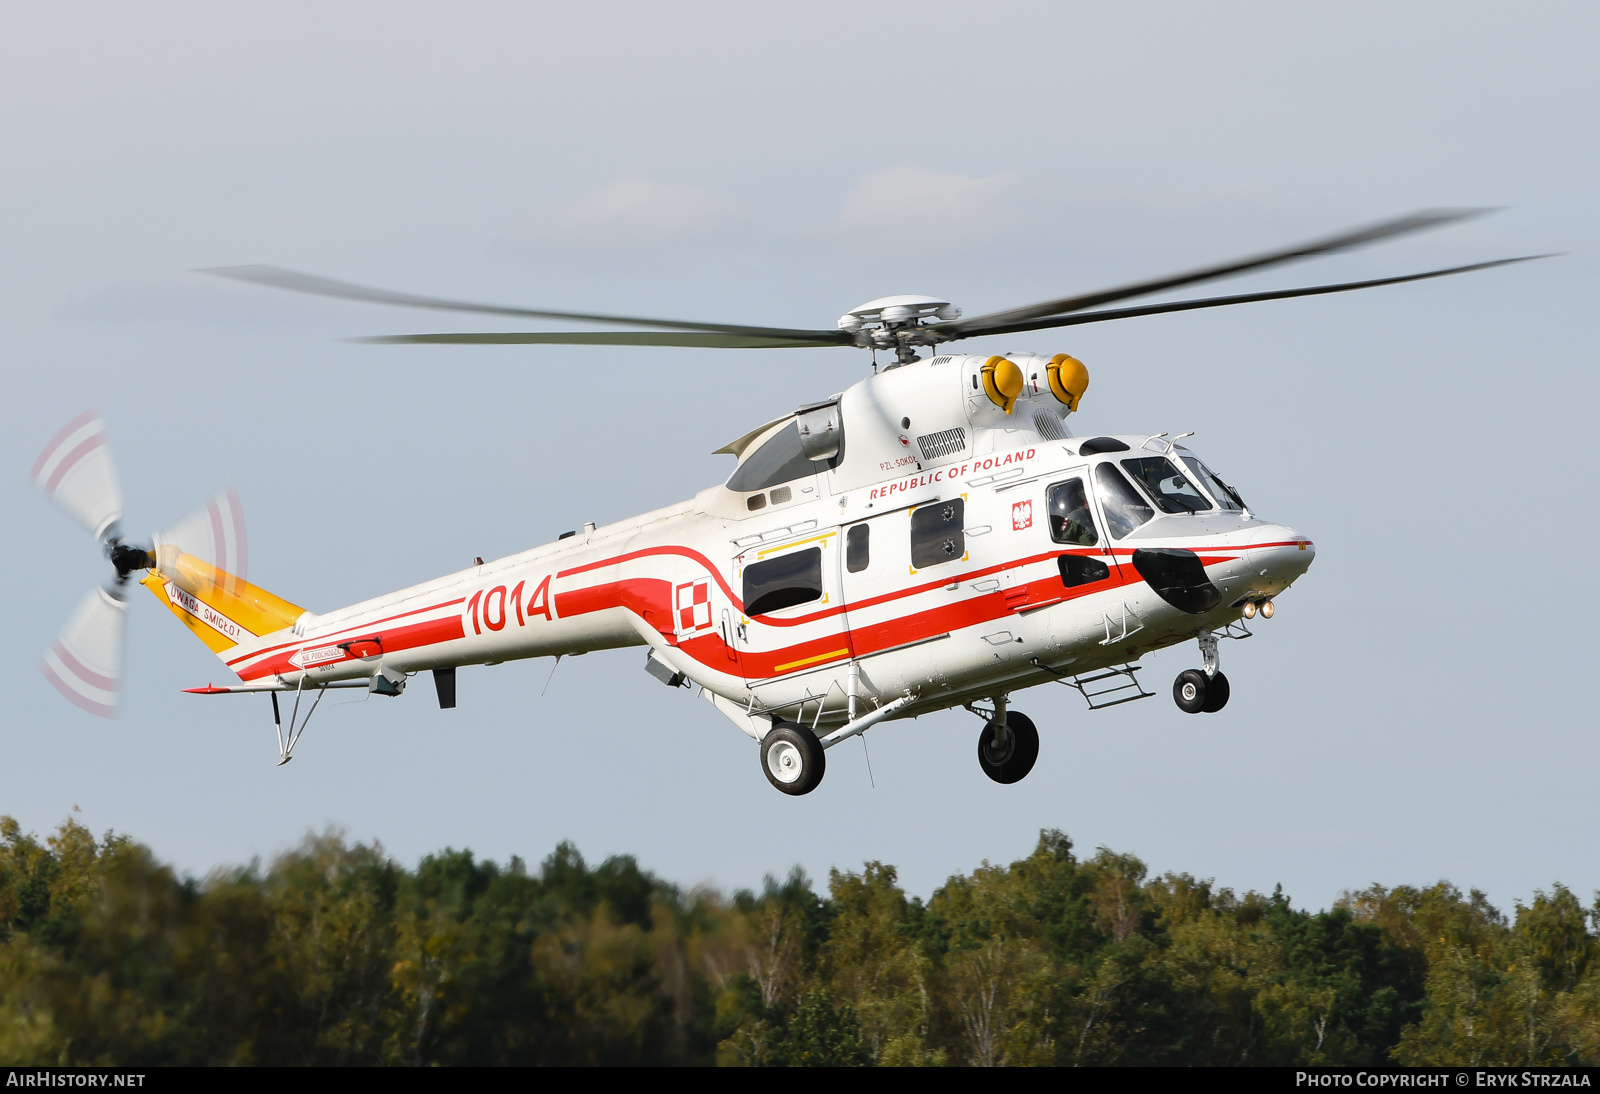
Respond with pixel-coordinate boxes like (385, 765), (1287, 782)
(1241, 601), (1258, 619)
(1260, 600), (1275, 618)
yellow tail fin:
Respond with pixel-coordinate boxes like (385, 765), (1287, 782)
(141, 549), (304, 654)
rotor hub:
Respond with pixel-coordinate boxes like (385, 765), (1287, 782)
(838, 295), (962, 363)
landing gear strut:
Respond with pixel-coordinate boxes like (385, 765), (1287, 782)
(968, 697), (1040, 784)
(1173, 629), (1230, 714)
(761, 721), (826, 796)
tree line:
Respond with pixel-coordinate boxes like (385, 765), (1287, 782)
(0, 813), (1594, 1066)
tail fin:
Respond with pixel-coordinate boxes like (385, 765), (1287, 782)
(141, 549), (304, 655)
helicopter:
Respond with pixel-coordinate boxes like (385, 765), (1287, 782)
(32, 210), (1540, 794)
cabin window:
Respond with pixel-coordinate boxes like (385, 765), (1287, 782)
(1058, 554), (1110, 587)
(1180, 456), (1247, 512)
(1120, 457), (1212, 514)
(747, 493), (767, 511)
(743, 547), (823, 616)
(1046, 478), (1098, 546)
(1094, 465), (1155, 539)
(846, 524), (870, 573)
(910, 499), (965, 569)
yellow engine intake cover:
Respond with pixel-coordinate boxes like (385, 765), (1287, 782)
(981, 356), (1024, 414)
(1046, 353), (1089, 412)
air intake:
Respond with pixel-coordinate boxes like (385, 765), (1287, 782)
(917, 427), (967, 461)
(1032, 409), (1067, 440)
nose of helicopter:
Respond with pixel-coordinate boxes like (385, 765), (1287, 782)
(1245, 526), (1316, 598)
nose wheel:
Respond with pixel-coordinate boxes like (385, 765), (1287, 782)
(977, 710), (1040, 784)
(760, 721), (826, 795)
(1174, 628), (1231, 713)
(1173, 669), (1229, 713)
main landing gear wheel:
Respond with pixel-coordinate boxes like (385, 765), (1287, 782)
(1173, 669), (1209, 714)
(977, 711), (1039, 785)
(761, 722), (826, 796)
(1174, 670), (1231, 713)
(1201, 671), (1230, 713)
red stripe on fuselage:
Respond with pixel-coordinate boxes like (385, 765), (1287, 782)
(554, 578), (675, 644)
(238, 612), (466, 681)
(234, 534), (1285, 685)
(227, 597), (466, 668)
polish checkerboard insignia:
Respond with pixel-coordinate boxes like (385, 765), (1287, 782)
(676, 580), (713, 634)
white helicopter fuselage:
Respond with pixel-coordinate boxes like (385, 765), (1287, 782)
(36, 211), (1529, 785)
(208, 352), (1314, 746)
(32, 210), (1523, 784)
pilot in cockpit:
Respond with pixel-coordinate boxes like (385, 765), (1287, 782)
(1048, 479), (1099, 546)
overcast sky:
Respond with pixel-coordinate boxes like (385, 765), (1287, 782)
(2, 3), (1595, 911)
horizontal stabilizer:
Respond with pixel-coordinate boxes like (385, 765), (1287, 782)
(184, 680), (370, 695)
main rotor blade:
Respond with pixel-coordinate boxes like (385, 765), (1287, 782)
(30, 410), (123, 543)
(42, 586), (126, 718)
(945, 208), (1493, 335)
(203, 265), (843, 342)
(956, 255), (1547, 339)
(354, 330), (849, 348)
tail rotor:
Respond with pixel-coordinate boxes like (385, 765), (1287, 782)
(154, 483), (248, 589)
(41, 587), (128, 717)
(30, 409), (124, 543)
(32, 411), (246, 718)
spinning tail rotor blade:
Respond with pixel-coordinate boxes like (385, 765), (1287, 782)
(30, 410), (122, 542)
(42, 586), (126, 718)
(154, 483), (248, 589)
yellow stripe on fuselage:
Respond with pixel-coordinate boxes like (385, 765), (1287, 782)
(773, 648), (850, 674)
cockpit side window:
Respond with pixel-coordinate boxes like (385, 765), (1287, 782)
(1094, 464), (1155, 539)
(1180, 456), (1246, 512)
(1119, 457), (1212, 514)
(1046, 478), (1098, 546)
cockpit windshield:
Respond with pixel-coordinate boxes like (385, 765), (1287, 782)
(1119, 457), (1212, 514)
(1179, 455), (1247, 512)
(1094, 464), (1155, 538)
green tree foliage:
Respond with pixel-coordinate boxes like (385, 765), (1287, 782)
(0, 815), (1594, 1066)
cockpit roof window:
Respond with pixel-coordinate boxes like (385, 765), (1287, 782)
(1120, 457), (1212, 514)
(1078, 436), (1130, 455)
